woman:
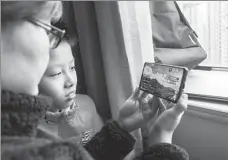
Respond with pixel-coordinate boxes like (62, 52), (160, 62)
(1, 1), (189, 160)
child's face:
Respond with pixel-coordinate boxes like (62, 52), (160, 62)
(39, 42), (77, 110)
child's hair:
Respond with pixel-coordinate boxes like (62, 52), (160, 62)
(54, 20), (78, 48)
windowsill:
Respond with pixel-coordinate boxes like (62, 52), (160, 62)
(185, 98), (228, 125)
(188, 98), (228, 113)
(185, 70), (228, 99)
(184, 69), (228, 118)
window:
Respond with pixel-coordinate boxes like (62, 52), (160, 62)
(176, 1), (228, 104)
(118, 1), (228, 106)
(177, 1), (228, 68)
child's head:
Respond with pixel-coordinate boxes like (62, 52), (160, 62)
(39, 39), (77, 111)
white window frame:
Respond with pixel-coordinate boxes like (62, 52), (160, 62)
(185, 68), (228, 113)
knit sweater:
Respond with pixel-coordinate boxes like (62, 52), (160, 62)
(1, 90), (189, 160)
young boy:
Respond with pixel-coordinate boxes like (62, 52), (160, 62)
(38, 36), (103, 144)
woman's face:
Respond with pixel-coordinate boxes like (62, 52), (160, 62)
(1, 19), (52, 95)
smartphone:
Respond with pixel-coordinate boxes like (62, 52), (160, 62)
(139, 62), (188, 103)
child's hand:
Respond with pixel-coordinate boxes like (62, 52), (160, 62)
(147, 94), (188, 146)
(153, 94), (188, 131)
(117, 88), (162, 133)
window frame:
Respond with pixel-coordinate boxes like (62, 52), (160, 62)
(176, 1), (228, 68)
(174, 1), (228, 104)
(184, 69), (228, 103)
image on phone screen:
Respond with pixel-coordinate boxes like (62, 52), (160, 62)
(140, 63), (186, 102)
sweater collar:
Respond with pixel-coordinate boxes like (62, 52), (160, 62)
(44, 101), (78, 124)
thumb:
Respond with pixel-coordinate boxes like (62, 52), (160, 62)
(166, 94), (188, 119)
(172, 94), (188, 114)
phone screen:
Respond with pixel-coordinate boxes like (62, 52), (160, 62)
(140, 63), (186, 102)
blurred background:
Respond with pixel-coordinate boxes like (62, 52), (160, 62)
(177, 1), (228, 67)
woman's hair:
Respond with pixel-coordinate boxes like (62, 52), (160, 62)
(1, 1), (62, 26)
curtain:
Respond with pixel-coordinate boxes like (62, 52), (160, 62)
(94, 0), (154, 123)
(66, 1), (154, 158)
(64, 1), (112, 121)
(95, 1), (154, 158)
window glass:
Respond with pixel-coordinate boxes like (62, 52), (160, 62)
(177, 1), (228, 67)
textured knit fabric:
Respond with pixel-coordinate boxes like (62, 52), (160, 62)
(2, 136), (94, 160)
(1, 90), (134, 160)
(134, 143), (189, 160)
(1, 90), (52, 137)
(84, 121), (135, 160)
(1, 90), (189, 160)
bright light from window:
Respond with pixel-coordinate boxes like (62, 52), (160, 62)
(177, 1), (228, 67)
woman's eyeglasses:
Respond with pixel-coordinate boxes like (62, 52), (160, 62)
(28, 19), (65, 49)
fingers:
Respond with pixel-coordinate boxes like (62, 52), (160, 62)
(175, 93), (188, 112)
(137, 91), (149, 108)
(131, 87), (150, 101)
(141, 101), (159, 121)
(151, 94), (188, 133)
(148, 96), (166, 115)
(119, 87), (140, 117)
(140, 95), (160, 120)
(168, 93), (188, 115)
(138, 91), (151, 112)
